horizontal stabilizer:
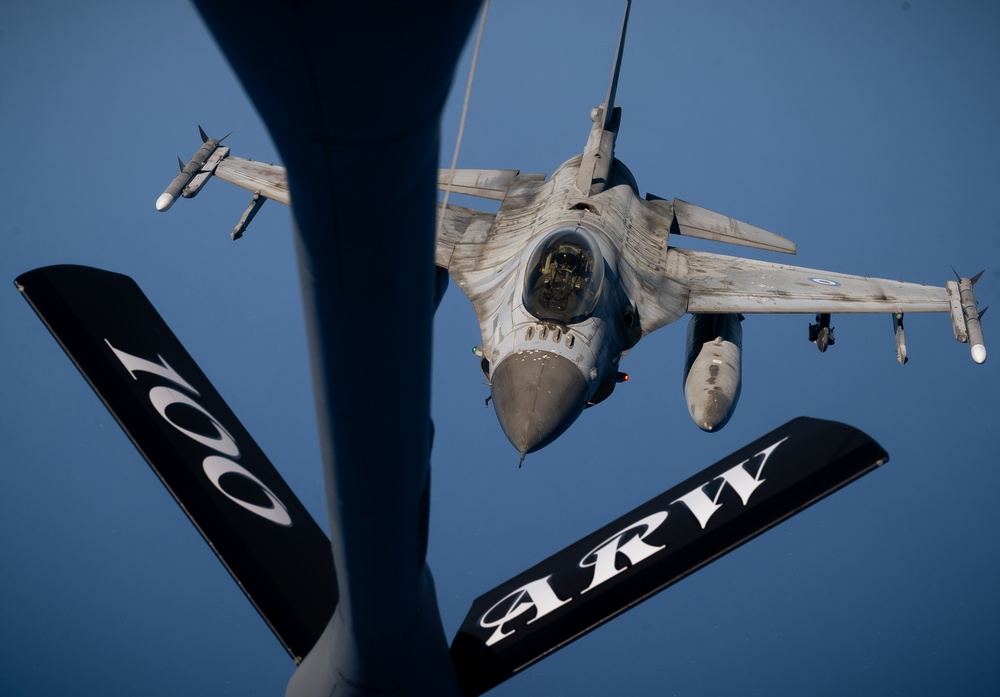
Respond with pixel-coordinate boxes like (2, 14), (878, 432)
(450, 417), (886, 696)
(438, 169), (545, 200)
(651, 197), (797, 254)
(15, 265), (336, 663)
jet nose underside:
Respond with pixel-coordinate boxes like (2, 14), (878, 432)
(490, 350), (587, 457)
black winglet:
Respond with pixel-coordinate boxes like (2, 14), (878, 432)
(15, 264), (337, 663)
(451, 417), (887, 696)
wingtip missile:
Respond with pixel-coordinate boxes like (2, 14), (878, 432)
(947, 275), (987, 364)
(961, 279), (987, 364)
(155, 127), (226, 211)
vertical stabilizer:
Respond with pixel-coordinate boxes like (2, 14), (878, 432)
(577, 0), (633, 195)
(602, 0), (632, 130)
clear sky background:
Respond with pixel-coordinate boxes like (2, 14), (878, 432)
(2, 1), (999, 695)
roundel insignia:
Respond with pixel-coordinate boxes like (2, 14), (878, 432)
(808, 277), (841, 287)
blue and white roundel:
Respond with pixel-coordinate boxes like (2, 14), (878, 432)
(808, 277), (841, 287)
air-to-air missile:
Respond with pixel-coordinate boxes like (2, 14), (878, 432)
(155, 126), (229, 212)
(948, 271), (988, 364)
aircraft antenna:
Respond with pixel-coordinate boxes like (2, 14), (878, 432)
(437, 0), (490, 239)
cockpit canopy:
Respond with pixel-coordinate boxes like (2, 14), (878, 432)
(523, 227), (605, 324)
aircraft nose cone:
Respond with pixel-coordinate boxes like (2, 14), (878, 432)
(490, 350), (587, 456)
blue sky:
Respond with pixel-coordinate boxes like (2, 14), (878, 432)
(2, 1), (999, 695)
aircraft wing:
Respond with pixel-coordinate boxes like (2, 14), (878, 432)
(436, 201), (496, 270)
(215, 155), (290, 204)
(160, 149), (506, 268)
(616, 197), (985, 364)
(671, 247), (950, 314)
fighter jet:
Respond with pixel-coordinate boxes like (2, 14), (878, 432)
(157, 1), (986, 465)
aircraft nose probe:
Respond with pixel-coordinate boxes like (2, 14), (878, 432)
(489, 350), (587, 463)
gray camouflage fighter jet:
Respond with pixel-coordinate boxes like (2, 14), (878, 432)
(158, 1), (986, 464)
